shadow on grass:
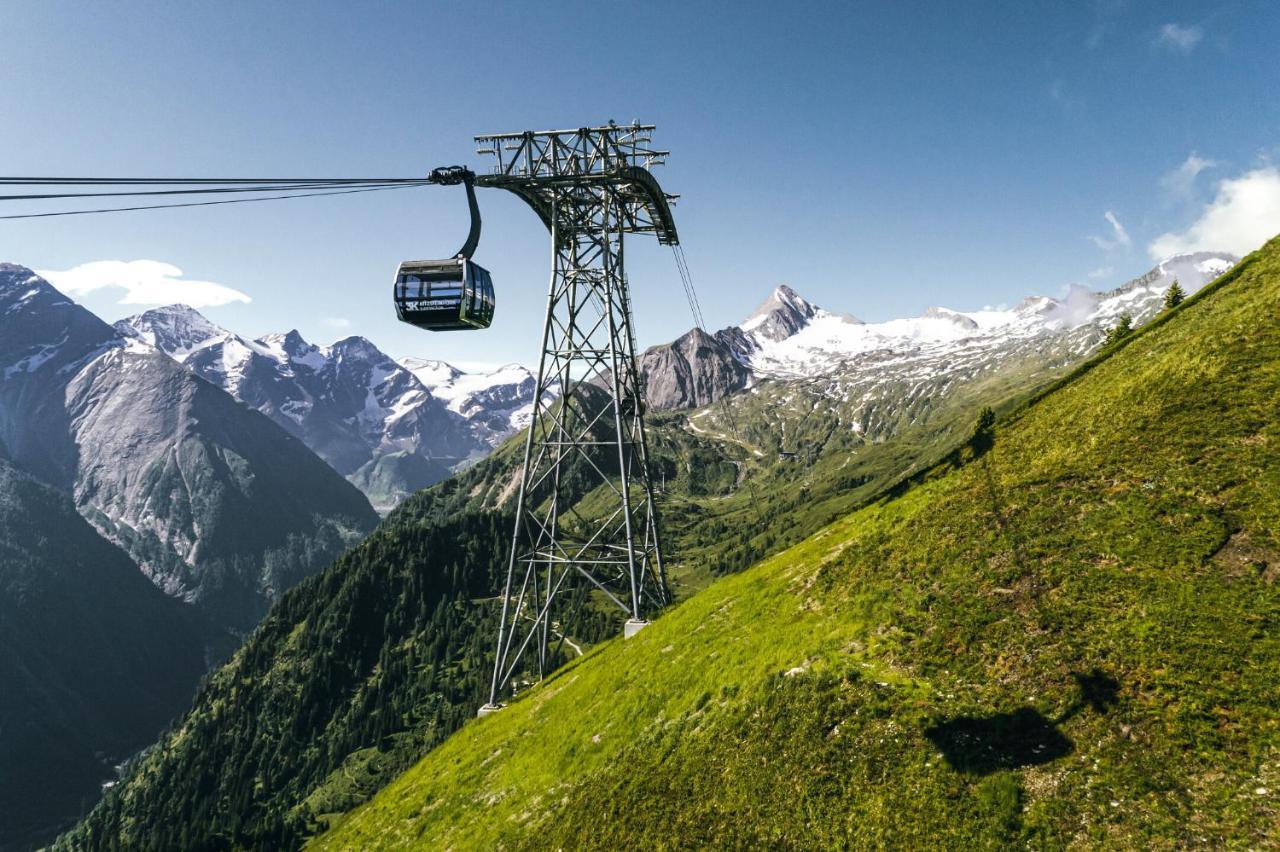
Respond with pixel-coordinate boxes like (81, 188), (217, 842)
(1069, 668), (1120, 717)
(924, 708), (1073, 775)
(925, 668), (1120, 775)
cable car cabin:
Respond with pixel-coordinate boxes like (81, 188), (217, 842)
(394, 258), (495, 331)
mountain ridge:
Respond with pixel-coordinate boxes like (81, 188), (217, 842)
(638, 253), (1237, 460)
(116, 308), (549, 510)
(0, 265), (378, 631)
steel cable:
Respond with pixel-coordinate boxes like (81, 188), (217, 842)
(0, 181), (432, 220)
(669, 245), (767, 533)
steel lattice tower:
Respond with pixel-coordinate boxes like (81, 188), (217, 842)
(475, 124), (679, 709)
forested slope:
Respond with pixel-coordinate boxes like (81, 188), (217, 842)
(54, 501), (510, 851)
(316, 238), (1280, 848)
(0, 458), (225, 851)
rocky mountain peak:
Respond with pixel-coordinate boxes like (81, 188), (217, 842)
(115, 304), (229, 355)
(256, 329), (322, 368)
(1, 264), (70, 312)
(279, 328), (311, 351)
(741, 285), (821, 342)
(1, 268), (119, 396)
(329, 335), (386, 363)
(400, 357), (463, 386)
(0, 262), (41, 293)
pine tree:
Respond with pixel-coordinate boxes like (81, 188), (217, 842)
(1163, 279), (1186, 310)
(969, 406), (996, 455)
(1104, 312), (1133, 346)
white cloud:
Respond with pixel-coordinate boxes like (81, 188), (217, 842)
(1088, 266), (1114, 279)
(1149, 166), (1280, 259)
(321, 317), (352, 330)
(1090, 210), (1132, 250)
(1156, 22), (1202, 52)
(1160, 152), (1217, 197)
(35, 260), (250, 308)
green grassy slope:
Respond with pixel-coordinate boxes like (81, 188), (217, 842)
(315, 238), (1280, 849)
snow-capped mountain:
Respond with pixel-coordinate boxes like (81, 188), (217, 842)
(736, 252), (1235, 381)
(400, 358), (556, 447)
(117, 308), (548, 510)
(0, 265), (378, 631)
(641, 252), (1237, 443)
(116, 307), (481, 511)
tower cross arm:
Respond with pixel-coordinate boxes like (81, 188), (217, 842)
(471, 123), (679, 245)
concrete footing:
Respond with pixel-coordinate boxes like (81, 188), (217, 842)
(477, 703), (504, 718)
(624, 618), (649, 639)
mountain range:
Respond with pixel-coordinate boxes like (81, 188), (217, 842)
(115, 307), (549, 511)
(116, 250), (1235, 517)
(639, 252), (1237, 430)
(0, 265), (379, 633)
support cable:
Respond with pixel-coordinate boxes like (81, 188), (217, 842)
(669, 245), (767, 533)
(0, 176), (430, 185)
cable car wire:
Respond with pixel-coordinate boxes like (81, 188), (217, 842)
(0, 181), (430, 202)
(0, 181), (432, 220)
(0, 176), (430, 185)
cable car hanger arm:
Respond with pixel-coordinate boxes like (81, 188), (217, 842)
(427, 166), (480, 259)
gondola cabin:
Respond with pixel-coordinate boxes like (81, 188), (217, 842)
(394, 257), (495, 331)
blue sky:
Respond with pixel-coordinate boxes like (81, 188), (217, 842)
(2, 0), (1277, 370)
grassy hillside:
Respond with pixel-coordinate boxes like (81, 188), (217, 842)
(314, 238), (1280, 849)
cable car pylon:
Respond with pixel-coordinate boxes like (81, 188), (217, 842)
(466, 123), (679, 713)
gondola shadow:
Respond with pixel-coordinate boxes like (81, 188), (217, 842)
(924, 707), (1073, 775)
(924, 669), (1119, 775)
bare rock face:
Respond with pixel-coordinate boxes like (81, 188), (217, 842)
(635, 284), (818, 412)
(0, 265), (377, 632)
(637, 327), (751, 411)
